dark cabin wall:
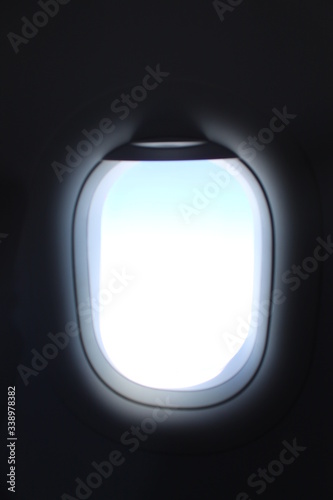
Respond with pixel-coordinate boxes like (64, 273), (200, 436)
(1, 1), (333, 498)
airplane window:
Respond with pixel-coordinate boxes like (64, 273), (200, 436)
(77, 155), (272, 395)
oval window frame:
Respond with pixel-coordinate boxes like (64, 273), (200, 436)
(74, 147), (273, 408)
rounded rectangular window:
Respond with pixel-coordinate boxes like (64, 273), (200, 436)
(74, 148), (272, 406)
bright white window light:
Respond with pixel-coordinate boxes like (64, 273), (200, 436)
(84, 157), (268, 392)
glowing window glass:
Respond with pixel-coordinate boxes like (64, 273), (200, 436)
(86, 158), (269, 391)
